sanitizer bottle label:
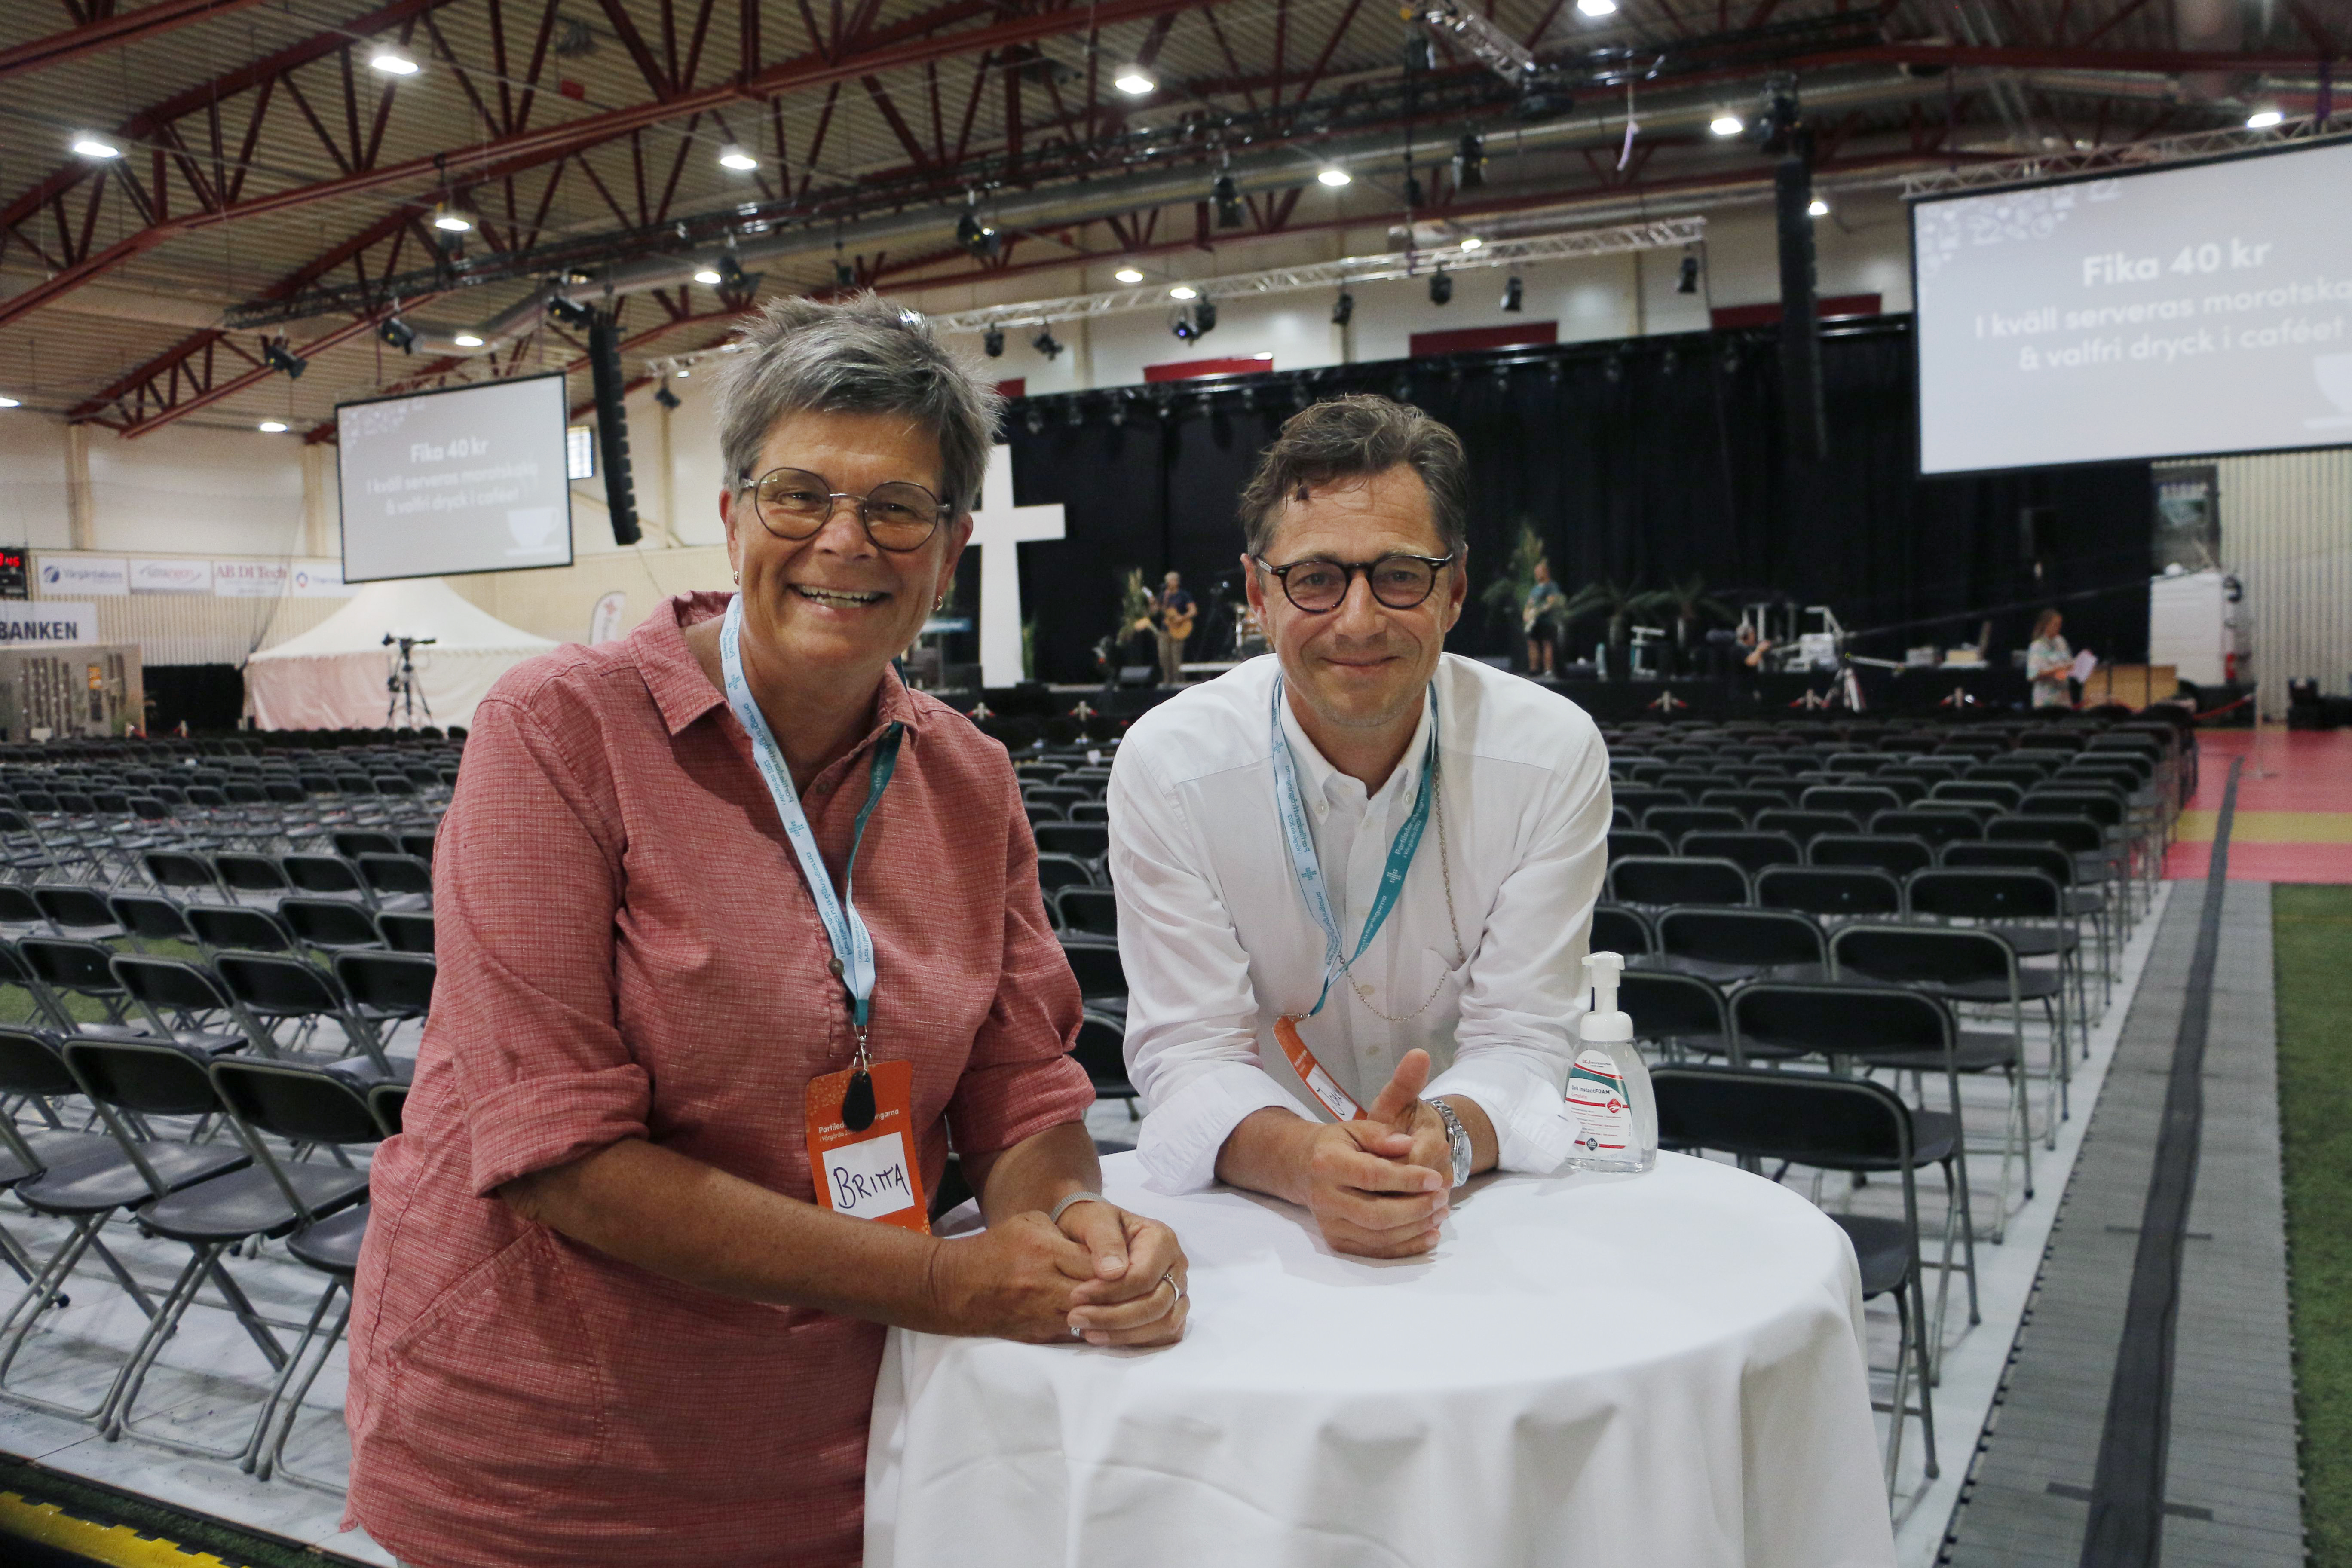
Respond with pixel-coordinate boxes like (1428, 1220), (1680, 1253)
(1565, 1049), (1634, 1156)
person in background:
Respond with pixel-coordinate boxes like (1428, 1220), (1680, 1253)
(345, 294), (1185, 1568)
(1522, 560), (1564, 677)
(1109, 395), (1609, 1259)
(1153, 570), (1197, 686)
(2027, 608), (2073, 709)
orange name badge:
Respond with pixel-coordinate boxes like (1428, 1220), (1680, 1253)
(1273, 1014), (1368, 1123)
(804, 1059), (931, 1234)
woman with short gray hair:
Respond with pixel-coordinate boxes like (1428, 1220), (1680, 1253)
(346, 293), (1186, 1568)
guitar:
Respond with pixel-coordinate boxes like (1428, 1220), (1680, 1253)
(1136, 597), (1197, 640)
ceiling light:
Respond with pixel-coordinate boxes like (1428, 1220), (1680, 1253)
(1169, 285), (1197, 300)
(717, 142), (760, 170)
(257, 420), (289, 433)
(1114, 266), (1145, 284)
(369, 49), (420, 75)
(676, 366), (689, 377)
(2245, 108), (2285, 129)
(1575, 0), (1617, 13)
(1317, 167), (1351, 187)
(0, 396), (20, 409)
(71, 135), (122, 159)
(1458, 235), (1483, 251)
(1808, 197), (1830, 217)
(1710, 114), (1744, 136)
(431, 202), (474, 233)
(694, 266), (723, 285)
(1114, 66), (1156, 95)
(453, 332), (484, 347)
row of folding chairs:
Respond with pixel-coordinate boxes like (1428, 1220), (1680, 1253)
(0, 882), (432, 964)
(0, 1030), (404, 1491)
(141, 850), (434, 914)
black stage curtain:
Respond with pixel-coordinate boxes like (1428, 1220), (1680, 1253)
(144, 664), (246, 734)
(1003, 317), (2152, 686)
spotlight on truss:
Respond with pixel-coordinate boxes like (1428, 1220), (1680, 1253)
(1453, 133), (1485, 191)
(1331, 290), (1354, 327)
(1033, 328), (1063, 360)
(1213, 172), (1245, 228)
(1678, 252), (1701, 294)
(655, 384), (681, 410)
(378, 315), (418, 353)
(263, 340), (307, 379)
(547, 295), (595, 329)
(1501, 275), (1523, 312)
(1429, 267), (1452, 306)
(956, 208), (1001, 260)
(983, 325), (1005, 357)
(1412, 1), (1535, 85)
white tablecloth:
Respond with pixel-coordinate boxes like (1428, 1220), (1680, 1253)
(867, 1150), (1895, 1568)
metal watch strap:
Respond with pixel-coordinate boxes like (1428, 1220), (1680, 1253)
(1429, 1098), (1473, 1189)
(1050, 1190), (1109, 1224)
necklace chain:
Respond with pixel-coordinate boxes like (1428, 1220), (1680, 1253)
(1346, 760), (1467, 1024)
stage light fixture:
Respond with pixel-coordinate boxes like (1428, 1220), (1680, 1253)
(263, 340), (307, 379)
(0, 397), (20, 409)
(258, 420), (289, 433)
(1808, 197), (1830, 217)
(1711, 113), (1744, 137)
(1501, 275), (1523, 312)
(1677, 253), (1700, 294)
(983, 325), (1005, 357)
(1331, 290), (1354, 327)
(655, 384), (681, 410)
(1171, 310), (1198, 343)
(1169, 285), (1198, 300)
(694, 266), (723, 285)
(369, 49), (420, 75)
(956, 209), (1001, 260)
(1458, 234), (1483, 251)
(1195, 299), (1218, 334)
(1114, 65), (1156, 95)
(1214, 173), (1244, 228)
(717, 142), (760, 170)
(547, 295), (595, 329)
(1033, 328), (1063, 360)
(1429, 267), (1452, 306)
(834, 260), (856, 288)
(453, 331), (484, 347)
(431, 201), (474, 232)
(1575, 0), (1616, 14)
(378, 315), (418, 353)
(1114, 266), (1145, 284)
(71, 134), (122, 160)
(1453, 133), (1485, 190)
(1317, 167), (1351, 187)
(2246, 108), (2285, 129)
(1404, 32), (1434, 71)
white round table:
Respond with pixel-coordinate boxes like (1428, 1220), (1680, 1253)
(866, 1150), (1895, 1568)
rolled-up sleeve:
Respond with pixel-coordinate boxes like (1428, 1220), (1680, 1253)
(943, 766), (1093, 1156)
(435, 692), (650, 1198)
(1427, 723), (1613, 1174)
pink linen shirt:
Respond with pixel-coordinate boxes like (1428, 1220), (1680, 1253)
(345, 591), (1092, 1568)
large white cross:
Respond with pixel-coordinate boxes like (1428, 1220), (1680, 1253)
(964, 443), (1066, 688)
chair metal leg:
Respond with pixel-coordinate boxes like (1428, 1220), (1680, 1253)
(260, 1291), (353, 1494)
(107, 1242), (288, 1461)
(243, 1278), (341, 1477)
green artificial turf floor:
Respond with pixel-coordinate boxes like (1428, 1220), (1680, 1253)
(2278, 884), (2352, 1567)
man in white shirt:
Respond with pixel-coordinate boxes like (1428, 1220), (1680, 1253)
(1109, 395), (1611, 1258)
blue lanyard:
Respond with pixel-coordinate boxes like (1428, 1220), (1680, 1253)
(720, 595), (902, 1039)
(1268, 676), (1439, 1018)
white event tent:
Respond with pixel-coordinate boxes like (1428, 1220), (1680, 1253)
(245, 577), (557, 731)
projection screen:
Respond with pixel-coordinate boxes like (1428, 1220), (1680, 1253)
(336, 372), (574, 582)
(1912, 137), (2352, 475)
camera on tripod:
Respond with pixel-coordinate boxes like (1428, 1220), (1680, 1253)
(383, 634), (439, 727)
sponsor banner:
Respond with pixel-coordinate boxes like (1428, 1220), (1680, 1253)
(0, 603), (96, 646)
(290, 560), (355, 598)
(37, 557), (128, 597)
(213, 560), (289, 599)
(130, 558), (212, 595)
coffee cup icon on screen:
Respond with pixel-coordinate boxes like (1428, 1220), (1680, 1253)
(506, 506), (562, 556)
(2309, 354), (2352, 429)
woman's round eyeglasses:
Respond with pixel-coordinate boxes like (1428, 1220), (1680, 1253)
(738, 467), (952, 552)
(1253, 552), (1455, 613)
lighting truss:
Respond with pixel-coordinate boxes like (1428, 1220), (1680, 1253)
(1411, 1), (1537, 83)
(1899, 114), (2352, 197)
(922, 218), (1705, 336)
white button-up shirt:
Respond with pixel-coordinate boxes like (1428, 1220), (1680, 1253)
(1109, 652), (1613, 1193)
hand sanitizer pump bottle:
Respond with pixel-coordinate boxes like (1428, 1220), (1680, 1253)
(1559, 952), (1658, 1174)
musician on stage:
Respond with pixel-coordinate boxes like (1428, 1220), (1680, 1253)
(1522, 560), (1563, 677)
(1151, 571), (1198, 687)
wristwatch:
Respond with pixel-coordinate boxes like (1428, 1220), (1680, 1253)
(1428, 1098), (1473, 1189)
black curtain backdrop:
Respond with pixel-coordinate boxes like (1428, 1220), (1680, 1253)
(1003, 316), (2153, 687)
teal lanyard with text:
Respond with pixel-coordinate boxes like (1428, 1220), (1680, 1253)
(1268, 676), (1439, 1018)
(720, 594), (901, 1048)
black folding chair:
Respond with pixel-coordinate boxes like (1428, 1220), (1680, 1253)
(1607, 829), (1674, 863)
(214, 853), (293, 907)
(281, 897), (386, 961)
(333, 951), (435, 1057)
(16, 937), (135, 1033)
(1645, 806), (1746, 840)
(1649, 907), (1825, 985)
(1590, 903), (1654, 957)
(1755, 864), (1903, 923)
(1801, 785), (1903, 820)
(143, 850), (224, 904)
(1675, 831), (1803, 877)
(283, 854), (371, 906)
(1618, 968), (1736, 1063)
(1035, 852), (1097, 895)
(1729, 982), (1981, 1361)
(1071, 1010), (1137, 1121)
(1807, 834), (1935, 879)
(107, 893), (198, 951)
(1943, 841), (2112, 1009)
(1866, 810), (1983, 849)
(357, 854), (434, 912)
(1606, 856), (1751, 908)
(376, 911), (436, 954)
(208, 1058), (386, 1490)
(1035, 823), (1110, 864)
(1061, 938), (1127, 1018)
(32, 885), (125, 944)
(214, 953), (393, 1078)
(61, 1040), (364, 1459)
(187, 903), (297, 956)
(330, 831), (398, 860)
(109, 956), (254, 1057)
(1905, 868), (2086, 1064)
(1055, 887), (1119, 940)
(1651, 1065), (1936, 1498)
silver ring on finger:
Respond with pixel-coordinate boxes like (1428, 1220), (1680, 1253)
(1163, 1269), (1185, 1302)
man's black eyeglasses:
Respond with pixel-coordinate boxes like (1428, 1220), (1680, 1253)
(1253, 552), (1455, 613)
(737, 467), (952, 552)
